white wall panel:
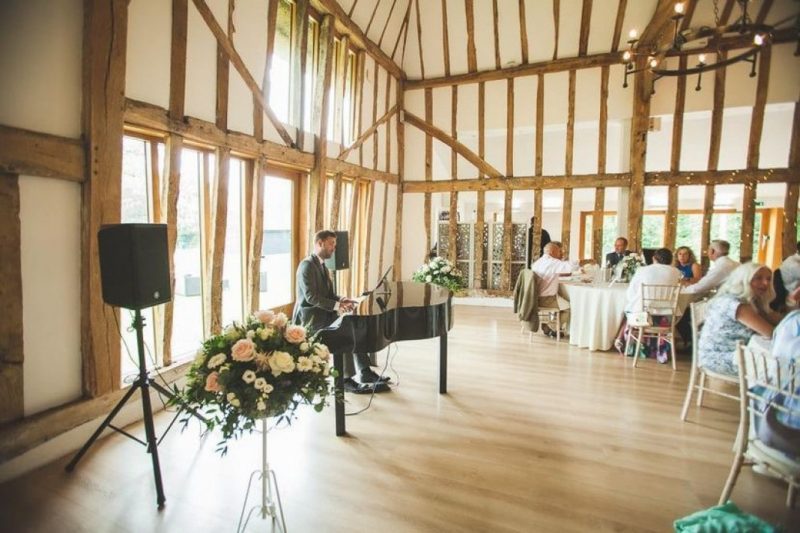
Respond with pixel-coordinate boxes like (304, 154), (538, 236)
(127, 0), (171, 109)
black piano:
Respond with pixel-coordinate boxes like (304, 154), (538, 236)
(319, 281), (453, 435)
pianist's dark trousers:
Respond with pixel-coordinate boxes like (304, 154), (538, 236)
(343, 352), (375, 379)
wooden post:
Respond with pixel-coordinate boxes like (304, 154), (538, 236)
(329, 173), (343, 229)
(424, 87), (432, 260)
(741, 182), (757, 262)
(592, 188), (605, 263)
(578, 0), (593, 57)
(448, 85), (458, 265)
(248, 158), (265, 313)
(701, 185), (715, 272)
(627, 61), (651, 250)
(0, 173), (23, 423)
(214, 0), (232, 131)
(501, 78), (514, 290)
(169, 0), (188, 120)
(393, 81), (404, 279)
(785, 101), (800, 259)
(363, 182), (375, 289)
(465, 0), (477, 73)
(378, 182), (389, 276)
(535, 74), (544, 176)
(519, 0), (529, 64)
(208, 148), (230, 335)
(552, 0), (560, 60)
(81, 0), (129, 396)
(159, 134), (182, 367)
(533, 189), (543, 262)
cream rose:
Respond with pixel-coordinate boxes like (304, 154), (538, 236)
(254, 377), (268, 391)
(231, 339), (256, 362)
(314, 343), (331, 361)
(268, 351), (295, 376)
(299, 342), (310, 352)
(242, 370), (256, 384)
(204, 371), (222, 392)
(284, 324), (306, 344)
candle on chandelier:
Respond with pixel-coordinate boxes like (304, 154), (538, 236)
(628, 29), (638, 40)
(674, 2), (685, 15)
(698, 54), (707, 65)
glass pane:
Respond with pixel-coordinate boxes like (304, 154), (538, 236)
(120, 136), (156, 379)
(222, 159), (245, 326)
(602, 214), (617, 257)
(270, 0), (293, 124)
(172, 149), (205, 359)
(303, 18), (318, 133)
(675, 214), (703, 259)
(260, 176), (294, 309)
(642, 214), (665, 249)
(711, 213), (743, 261)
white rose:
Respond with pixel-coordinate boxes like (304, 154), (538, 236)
(259, 327), (274, 340)
(314, 344), (330, 361)
(254, 377), (268, 391)
(269, 351), (295, 376)
(246, 330), (255, 340)
(224, 325), (240, 341)
(207, 353), (227, 369)
(242, 370), (256, 384)
(300, 342), (310, 352)
(425, 275), (432, 282)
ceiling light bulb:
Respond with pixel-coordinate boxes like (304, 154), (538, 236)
(698, 54), (706, 64)
(754, 34), (764, 46)
(622, 50), (632, 62)
(649, 57), (658, 68)
(628, 29), (638, 40)
(674, 2), (685, 14)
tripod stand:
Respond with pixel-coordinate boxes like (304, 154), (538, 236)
(65, 309), (187, 509)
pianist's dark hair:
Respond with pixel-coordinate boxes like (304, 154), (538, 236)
(314, 230), (337, 242)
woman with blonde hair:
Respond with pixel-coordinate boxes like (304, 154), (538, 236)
(674, 246), (702, 284)
(697, 263), (782, 376)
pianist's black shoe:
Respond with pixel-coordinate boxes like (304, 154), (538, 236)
(343, 378), (373, 394)
(359, 368), (391, 384)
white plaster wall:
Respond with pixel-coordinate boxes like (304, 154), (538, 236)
(401, 193), (426, 279)
(0, 0), (82, 138)
(19, 176), (83, 416)
(185, 0), (225, 124)
(127, 0), (171, 109)
(227, 0), (268, 136)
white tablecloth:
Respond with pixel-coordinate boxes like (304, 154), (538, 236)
(560, 282), (628, 351)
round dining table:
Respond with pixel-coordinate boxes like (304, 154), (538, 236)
(559, 281), (628, 351)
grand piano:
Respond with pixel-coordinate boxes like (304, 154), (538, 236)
(318, 280), (453, 435)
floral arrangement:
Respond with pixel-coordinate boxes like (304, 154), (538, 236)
(411, 256), (466, 292)
(615, 253), (646, 283)
(172, 309), (335, 454)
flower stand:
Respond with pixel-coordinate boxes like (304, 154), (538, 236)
(236, 419), (287, 532)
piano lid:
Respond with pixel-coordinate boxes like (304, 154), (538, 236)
(353, 281), (450, 315)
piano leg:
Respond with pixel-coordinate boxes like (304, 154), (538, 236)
(439, 333), (448, 394)
(334, 351), (346, 436)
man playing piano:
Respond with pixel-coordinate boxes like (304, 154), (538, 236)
(292, 230), (390, 394)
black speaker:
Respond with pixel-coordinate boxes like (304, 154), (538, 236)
(324, 230), (350, 271)
(98, 223), (172, 310)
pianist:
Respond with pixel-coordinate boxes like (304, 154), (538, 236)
(292, 230), (390, 394)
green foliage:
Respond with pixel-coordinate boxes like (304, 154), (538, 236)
(411, 256), (466, 292)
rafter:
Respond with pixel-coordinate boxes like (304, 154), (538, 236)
(442, 0), (451, 77)
(378, 0), (399, 48)
(552, 0), (560, 60)
(611, 0), (627, 52)
(391, 0), (412, 60)
(414, 0), (424, 78)
(338, 102), (399, 160)
(404, 111), (502, 178)
(519, 0), (529, 63)
(493, 0), (501, 69)
(466, 0), (477, 73)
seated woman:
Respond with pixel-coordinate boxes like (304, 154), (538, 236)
(697, 263), (781, 377)
(615, 248), (681, 362)
(674, 246), (702, 285)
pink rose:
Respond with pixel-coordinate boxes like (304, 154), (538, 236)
(204, 371), (221, 392)
(272, 312), (288, 329)
(231, 339), (256, 362)
(284, 324), (306, 344)
(255, 309), (275, 325)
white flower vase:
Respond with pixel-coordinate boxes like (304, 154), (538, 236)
(237, 418), (287, 533)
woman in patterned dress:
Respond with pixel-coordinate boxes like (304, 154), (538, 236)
(697, 263), (782, 376)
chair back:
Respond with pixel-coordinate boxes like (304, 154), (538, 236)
(690, 299), (708, 360)
(640, 284), (681, 325)
(738, 342), (800, 426)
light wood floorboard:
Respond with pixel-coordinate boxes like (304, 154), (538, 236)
(1, 305), (797, 532)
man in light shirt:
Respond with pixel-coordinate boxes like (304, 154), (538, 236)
(531, 241), (576, 336)
(683, 239), (739, 295)
(625, 248), (682, 313)
(779, 240), (800, 306)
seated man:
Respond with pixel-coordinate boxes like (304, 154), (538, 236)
(292, 230), (389, 394)
(531, 241), (575, 337)
(779, 240), (800, 307)
(683, 239), (739, 295)
(605, 237), (631, 267)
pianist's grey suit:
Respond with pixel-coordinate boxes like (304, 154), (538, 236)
(291, 254), (369, 377)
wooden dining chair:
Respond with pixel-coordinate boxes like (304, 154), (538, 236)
(628, 283), (681, 369)
(680, 299), (740, 421)
(719, 342), (800, 508)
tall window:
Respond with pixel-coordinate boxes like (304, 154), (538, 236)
(222, 158), (247, 325)
(270, 0), (293, 123)
(260, 174), (295, 309)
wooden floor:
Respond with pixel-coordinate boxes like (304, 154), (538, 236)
(1, 305), (797, 532)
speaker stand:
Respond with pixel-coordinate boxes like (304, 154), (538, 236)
(65, 309), (167, 508)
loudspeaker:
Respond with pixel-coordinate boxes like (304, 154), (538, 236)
(98, 223), (172, 310)
(324, 230), (350, 271)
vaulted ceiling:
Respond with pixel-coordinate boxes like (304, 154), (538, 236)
(335, 0), (799, 81)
